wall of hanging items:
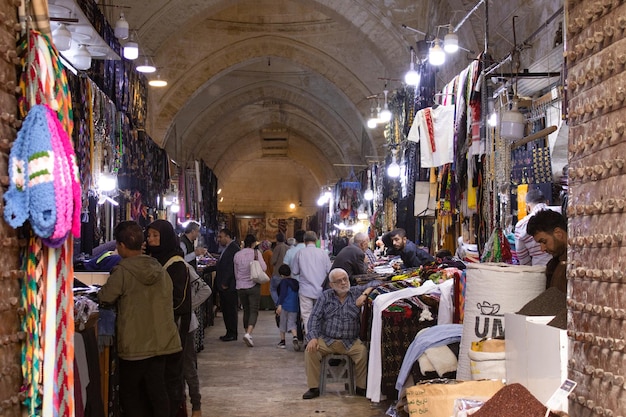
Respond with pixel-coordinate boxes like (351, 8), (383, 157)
(565, 0), (626, 415)
(199, 160), (219, 232)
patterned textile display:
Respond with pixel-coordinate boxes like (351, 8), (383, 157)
(380, 296), (438, 398)
(532, 145), (552, 184)
(194, 305), (206, 353)
(42, 240), (75, 417)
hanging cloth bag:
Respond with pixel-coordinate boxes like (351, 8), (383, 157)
(250, 250), (270, 284)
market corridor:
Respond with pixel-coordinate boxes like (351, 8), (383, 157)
(193, 309), (393, 417)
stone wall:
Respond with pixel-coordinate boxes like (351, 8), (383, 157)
(0, 0), (24, 416)
(566, 0), (626, 414)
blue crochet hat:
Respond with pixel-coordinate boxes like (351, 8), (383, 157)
(4, 105), (57, 238)
(3, 109), (30, 228)
(25, 106), (57, 238)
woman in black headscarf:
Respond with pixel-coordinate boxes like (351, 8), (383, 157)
(145, 219), (190, 417)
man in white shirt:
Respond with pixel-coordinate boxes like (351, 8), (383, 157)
(283, 230), (306, 280)
(292, 231), (331, 335)
(514, 188), (552, 266)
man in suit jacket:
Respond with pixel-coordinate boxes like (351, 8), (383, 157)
(214, 228), (240, 341)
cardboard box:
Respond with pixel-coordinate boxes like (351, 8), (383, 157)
(74, 271), (109, 286)
(505, 313), (568, 409)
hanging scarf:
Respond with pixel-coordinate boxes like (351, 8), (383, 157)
(41, 240), (74, 417)
(18, 30), (73, 136)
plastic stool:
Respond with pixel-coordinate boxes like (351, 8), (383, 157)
(319, 354), (355, 395)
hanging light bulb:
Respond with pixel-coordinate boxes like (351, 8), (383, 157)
(443, 30), (459, 53)
(404, 47), (420, 86)
(364, 169), (374, 200)
(500, 98), (525, 141)
(149, 74), (168, 87)
(429, 39), (446, 66)
(73, 44), (92, 70)
(52, 23), (72, 52)
(378, 89), (392, 123)
(387, 149), (400, 178)
(367, 106), (378, 128)
(115, 12), (129, 39)
(123, 33), (139, 60)
(171, 198), (180, 214)
(136, 57), (156, 73)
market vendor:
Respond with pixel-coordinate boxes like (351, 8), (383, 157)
(302, 268), (380, 399)
(526, 209), (568, 293)
(389, 228), (435, 269)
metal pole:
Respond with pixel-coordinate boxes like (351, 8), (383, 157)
(454, 0), (486, 33)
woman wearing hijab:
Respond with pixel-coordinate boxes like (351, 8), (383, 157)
(145, 219), (191, 417)
(259, 239), (275, 310)
(233, 234), (267, 347)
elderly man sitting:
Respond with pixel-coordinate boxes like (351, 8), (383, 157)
(302, 268), (380, 399)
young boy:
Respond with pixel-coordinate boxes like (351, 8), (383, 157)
(275, 264), (300, 351)
(98, 221), (182, 417)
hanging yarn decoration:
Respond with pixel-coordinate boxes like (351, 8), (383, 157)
(21, 235), (44, 415)
(18, 30), (73, 136)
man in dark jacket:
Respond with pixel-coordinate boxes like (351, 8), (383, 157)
(331, 232), (370, 284)
(215, 228), (240, 341)
(389, 228), (435, 269)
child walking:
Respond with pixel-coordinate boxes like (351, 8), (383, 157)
(275, 264), (300, 351)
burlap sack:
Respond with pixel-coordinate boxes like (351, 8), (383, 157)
(406, 379), (505, 417)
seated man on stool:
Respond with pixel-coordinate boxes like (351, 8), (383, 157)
(302, 268), (380, 399)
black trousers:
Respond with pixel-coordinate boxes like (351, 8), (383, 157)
(219, 289), (239, 337)
(120, 355), (169, 417)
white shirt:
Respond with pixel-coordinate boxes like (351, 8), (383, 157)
(407, 105), (455, 167)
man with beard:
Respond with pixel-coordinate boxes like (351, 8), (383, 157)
(302, 268), (380, 399)
(389, 228), (435, 269)
(526, 209), (568, 293)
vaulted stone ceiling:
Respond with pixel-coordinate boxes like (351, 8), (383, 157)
(95, 0), (563, 216)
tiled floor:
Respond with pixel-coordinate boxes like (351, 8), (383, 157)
(192, 309), (395, 417)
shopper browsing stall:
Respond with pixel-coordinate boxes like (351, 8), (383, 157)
(389, 228), (435, 269)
